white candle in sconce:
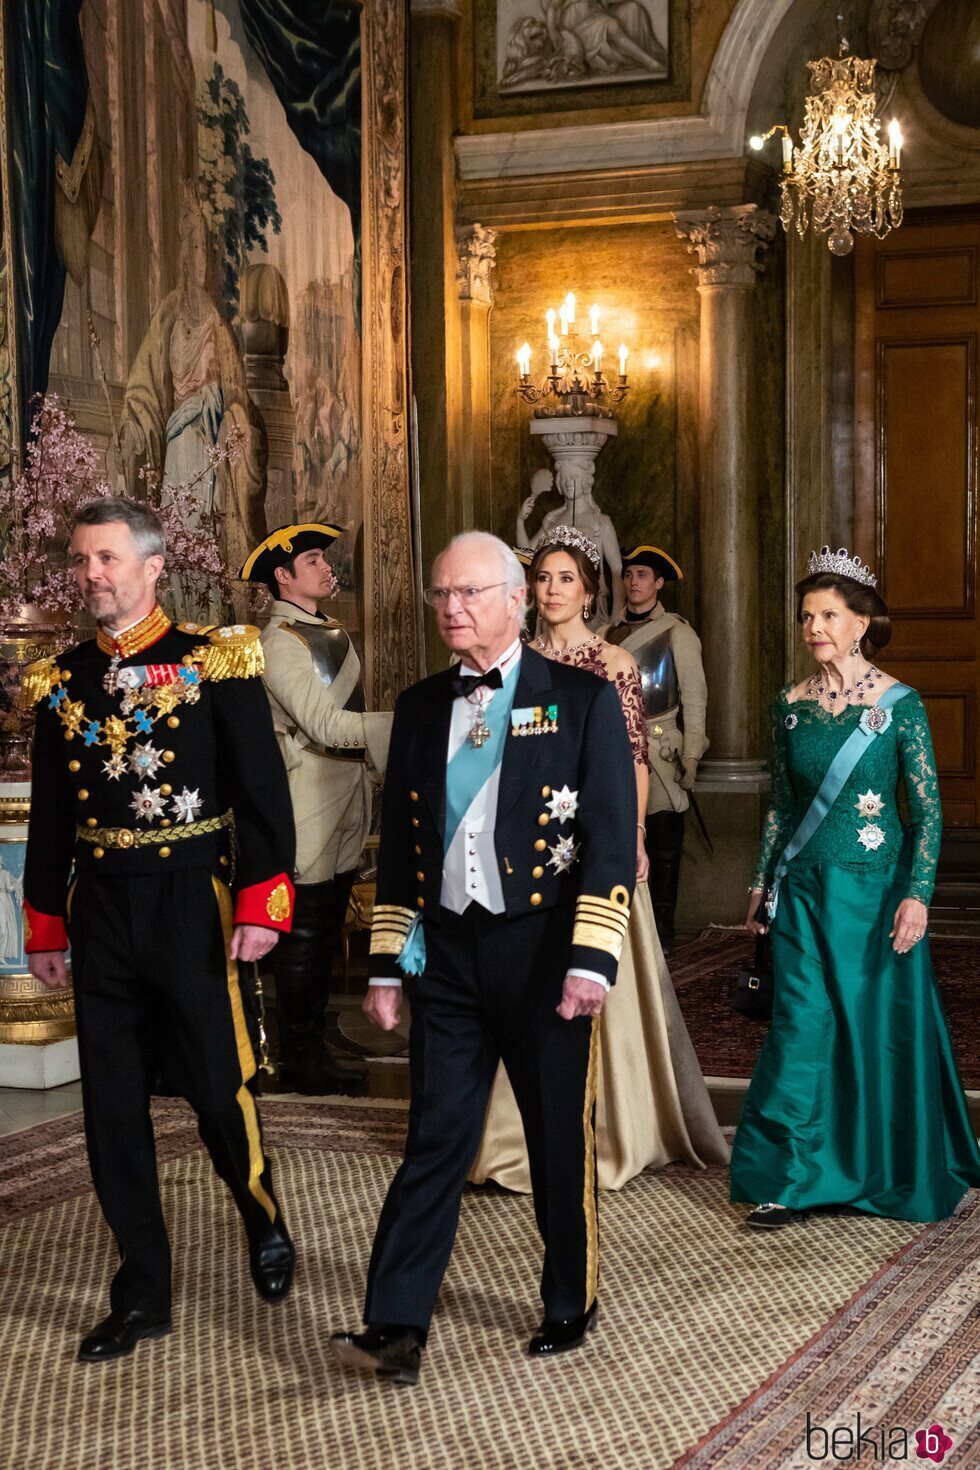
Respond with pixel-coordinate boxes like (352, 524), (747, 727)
(546, 307), (556, 338)
(592, 340), (603, 374)
(781, 132), (793, 169)
(618, 344), (628, 378)
(559, 306), (569, 336)
(549, 334), (560, 368)
(516, 343), (531, 378)
(887, 119), (903, 167)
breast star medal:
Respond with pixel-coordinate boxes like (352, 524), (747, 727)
(547, 835), (580, 874)
(857, 823), (887, 852)
(855, 791), (884, 818)
(546, 785), (579, 824)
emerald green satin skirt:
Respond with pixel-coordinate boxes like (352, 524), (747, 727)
(731, 862), (980, 1222)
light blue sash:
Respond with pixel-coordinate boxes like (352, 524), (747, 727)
(767, 683), (912, 920)
(398, 660), (521, 975)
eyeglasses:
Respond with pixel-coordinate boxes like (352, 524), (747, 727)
(423, 582), (507, 608)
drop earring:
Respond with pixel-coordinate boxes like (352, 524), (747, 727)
(583, 600), (592, 621)
(851, 639), (860, 656)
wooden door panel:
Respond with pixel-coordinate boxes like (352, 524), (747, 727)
(856, 213), (980, 827)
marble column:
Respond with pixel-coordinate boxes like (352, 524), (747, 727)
(673, 204), (777, 786)
(455, 223), (497, 533)
(410, 0), (463, 670)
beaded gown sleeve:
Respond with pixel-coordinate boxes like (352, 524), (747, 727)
(613, 667), (650, 769)
(894, 692), (942, 905)
(752, 692), (796, 891)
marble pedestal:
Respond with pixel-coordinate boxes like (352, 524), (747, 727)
(0, 1037), (80, 1089)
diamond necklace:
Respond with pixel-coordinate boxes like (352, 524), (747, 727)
(809, 665), (881, 706)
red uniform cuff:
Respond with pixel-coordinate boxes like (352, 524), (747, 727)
(233, 873), (295, 932)
(23, 902), (68, 953)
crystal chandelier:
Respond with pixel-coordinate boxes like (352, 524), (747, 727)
(750, 19), (903, 257)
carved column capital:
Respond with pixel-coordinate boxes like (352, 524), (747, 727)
(455, 222), (498, 307)
(673, 204), (777, 288)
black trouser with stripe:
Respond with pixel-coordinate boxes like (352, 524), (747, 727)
(69, 868), (280, 1314)
(364, 902), (599, 1334)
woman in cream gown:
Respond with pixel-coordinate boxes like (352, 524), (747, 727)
(471, 529), (729, 1190)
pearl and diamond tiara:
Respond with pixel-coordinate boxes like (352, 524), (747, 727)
(807, 546), (877, 589)
(537, 523), (602, 570)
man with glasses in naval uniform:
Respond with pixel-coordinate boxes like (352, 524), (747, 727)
(330, 531), (637, 1386)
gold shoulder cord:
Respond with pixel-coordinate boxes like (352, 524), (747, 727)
(192, 626), (265, 681)
(20, 658), (64, 709)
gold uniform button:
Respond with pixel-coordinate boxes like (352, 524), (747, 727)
(159, 846), (171, 859)
(85, 817), (97, 828)
(417, 897), (425, 908)
(541, 785), (551, 798)
(219, 855), (229, 868)
(160, 784), (172, 797)
(78, 789), (89, 801)
(534, 838), (547, 852)
(532, 865), (544, 879)
(414, 845), (422, 855)
(412, 817), (420, 828)
(160, 819), (172, 829)
(410, 790), (419, 802)
(93, 847), (105, 860)
(530, 892), (542, 906)
(167, 716), (180, 729)
(68, 759), (81, 773)
(537, 813), (549, 827)
(416, 871), (425, 881)
(162, 750), (175, 763)
(62, 670), (72, 681)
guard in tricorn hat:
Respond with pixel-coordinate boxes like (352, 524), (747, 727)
(605, 545), (708, 950)
(241, 524), (392, 1095)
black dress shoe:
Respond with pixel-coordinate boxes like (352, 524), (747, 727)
(330, 1325), (423, 1386)
(248, 1218), (296, 1302)
(277, 1054), (368, 1097)
(77, 1309), (172, 1363)
(528, 1300), (598, 1356)
(745, 1203), (810, 1230)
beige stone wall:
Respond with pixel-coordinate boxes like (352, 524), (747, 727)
(487, 219), (703, 623)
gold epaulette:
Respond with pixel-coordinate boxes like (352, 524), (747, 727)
(191, 625), (265, 681)
(19, 657), (65, 710)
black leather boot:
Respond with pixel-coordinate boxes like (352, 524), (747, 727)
(272, 877), (367, 1095)
(645, 810), (686, 951)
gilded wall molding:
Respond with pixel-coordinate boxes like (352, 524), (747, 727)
(362, 0), (420, 706)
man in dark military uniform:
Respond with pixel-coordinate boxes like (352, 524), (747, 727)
(24, 498), (297, 1364)
(240, 524), (392, 1094)
(605, 545), (708, 949)
(330, 531), (636, 1386)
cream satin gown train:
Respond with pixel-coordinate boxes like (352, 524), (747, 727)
(470, 881), (730, 1191)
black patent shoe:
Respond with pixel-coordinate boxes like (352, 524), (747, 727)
(77, 1308), (172, 1363)
(528, 1300), (598, 1357)
(248, 1218), (296, 1302)
(329, 1325), (423, 1386)
(745, 1203), (810, 1230)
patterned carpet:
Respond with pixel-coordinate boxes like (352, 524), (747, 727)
(2, 1100), (978, 1470)
(671, 929), (980, 1087)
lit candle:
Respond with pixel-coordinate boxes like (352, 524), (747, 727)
(592, 340), (603, 373)
(888, 119), (903, 168)
(517, 343), (531, 378)
(618, 343), (628, 377)
(546, 307), (556, 337)
(781, 132), (793, 170)
(565, 291), (576, 324)
(559, 306), (569, 336)
(589, 305), (600, 336)
(549, 334), (560, 366)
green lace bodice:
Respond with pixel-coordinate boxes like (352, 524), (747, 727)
(753, 685), (942, 904)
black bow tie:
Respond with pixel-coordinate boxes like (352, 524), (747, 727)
(449, 666), (504, 699)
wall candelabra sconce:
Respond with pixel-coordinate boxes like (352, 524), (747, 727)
(515, 293), (630, 417)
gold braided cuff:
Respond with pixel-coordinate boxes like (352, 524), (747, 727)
(370, 903), (416, 956)
(75, 810), (233, 850)
(571, 886), (631, 961)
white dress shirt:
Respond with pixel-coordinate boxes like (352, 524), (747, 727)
(370, 638), (608, 991)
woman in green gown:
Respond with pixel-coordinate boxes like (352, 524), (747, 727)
(731, 551), (980, 1227)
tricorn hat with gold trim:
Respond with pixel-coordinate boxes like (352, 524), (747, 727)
(620, 544), (683, 582)
(239, 523), (343, 584)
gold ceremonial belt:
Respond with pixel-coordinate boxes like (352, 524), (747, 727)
(75, 810), (234, 849)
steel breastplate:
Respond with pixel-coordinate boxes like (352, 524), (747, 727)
(287, 622), (365, 712)
(633, 628), (679, 719)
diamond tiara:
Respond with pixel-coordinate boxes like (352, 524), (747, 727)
(537, 523), (602, 570)
(807, 546), (877, 589)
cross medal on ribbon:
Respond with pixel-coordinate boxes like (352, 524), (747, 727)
(467, 697), (491, 748)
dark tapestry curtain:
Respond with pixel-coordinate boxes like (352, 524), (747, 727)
(4, 0), (89, 452)
(237, 0), (361, 308)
